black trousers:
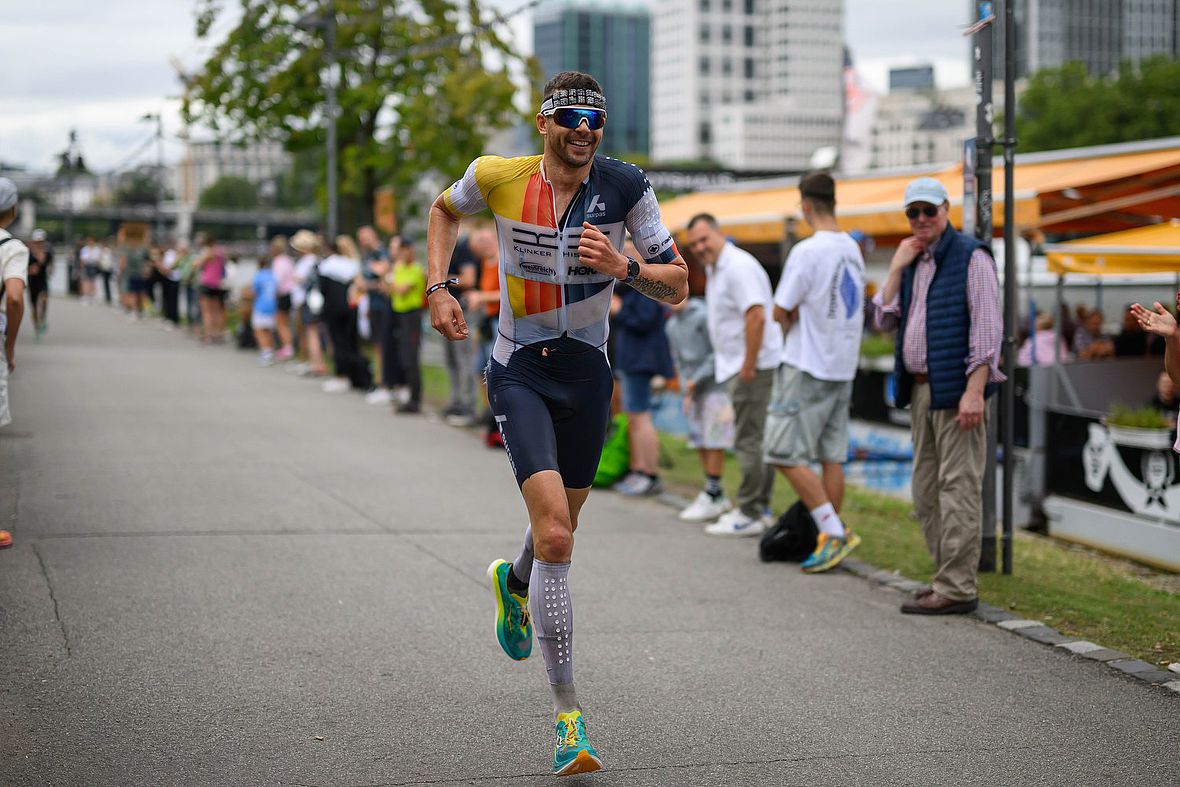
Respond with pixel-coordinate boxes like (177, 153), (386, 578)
(319, 279), (372, 390)
(394, 309), (422, 404)
(161, 278), (180, 324)
(371, 307), (402, 388)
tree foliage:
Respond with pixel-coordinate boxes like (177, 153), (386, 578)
(183, 0), (535, 228)
(1016, 57), (1180, 153)
(115, 166), (169, 206)
(199, 175), (259, 209)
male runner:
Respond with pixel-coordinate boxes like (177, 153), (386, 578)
(426, 71), (688, 776)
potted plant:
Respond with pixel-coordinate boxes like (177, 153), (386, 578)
(1104, 402), (1175, 450)
(859, 334), (896, 373)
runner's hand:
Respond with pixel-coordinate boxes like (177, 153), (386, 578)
(578, 223), (627, 279)
(1130, 301), (1178, 339)
(429, 292), (469, 341)
(6, 349), (14, 373)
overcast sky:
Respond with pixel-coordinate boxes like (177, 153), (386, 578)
(1, 0), (972, 174)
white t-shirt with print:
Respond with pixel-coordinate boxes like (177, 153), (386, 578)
(774, 230), (865, 382)
(0, 228), (29, 335)
(705, 241), (784, 383)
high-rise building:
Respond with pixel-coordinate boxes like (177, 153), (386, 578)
(984, 0), (1178, 80)
(651, 0), (843, 171)
(533, 2), (651, 156)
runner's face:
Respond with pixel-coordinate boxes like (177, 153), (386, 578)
(541, 108), (603, 169)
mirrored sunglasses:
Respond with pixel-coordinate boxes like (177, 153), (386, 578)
(548, 107), (607, 130)
(905, 205), (939, 219)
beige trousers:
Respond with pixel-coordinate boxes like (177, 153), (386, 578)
(910, 382), (987, 601)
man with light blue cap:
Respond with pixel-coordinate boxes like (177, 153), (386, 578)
(869, 176), (1004, 615)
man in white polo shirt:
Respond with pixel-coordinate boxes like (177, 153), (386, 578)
(766, 172), (865, 572)
(687, 213), (783, 536)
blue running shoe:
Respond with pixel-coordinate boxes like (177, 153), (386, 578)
(486, 559), (532, 661)
(553, 710), (602, 776)
(800, 530), (861, 574)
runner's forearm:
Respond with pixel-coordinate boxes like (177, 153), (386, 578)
(426, 197), (461, 288)
(626, 257), (688, 304)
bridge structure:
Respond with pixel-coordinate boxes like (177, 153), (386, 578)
(19, 200), (321, 243)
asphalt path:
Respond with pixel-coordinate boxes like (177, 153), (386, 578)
(1, 300), (1177, 787)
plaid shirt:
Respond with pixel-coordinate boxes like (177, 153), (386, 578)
(870, 248), (1006, 384)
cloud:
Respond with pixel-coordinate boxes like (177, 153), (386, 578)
(4, 0), (977, 172)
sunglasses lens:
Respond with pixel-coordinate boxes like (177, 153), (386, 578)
(553, 108), (605, 130)
(906, 205), (938, 219)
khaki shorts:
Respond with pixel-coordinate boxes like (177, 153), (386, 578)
(763, 364), (852, 466)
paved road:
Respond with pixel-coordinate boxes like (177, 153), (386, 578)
(1, 300), (1176, 787)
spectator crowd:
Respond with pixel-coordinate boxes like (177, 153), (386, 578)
(7, 169), (1176, 620)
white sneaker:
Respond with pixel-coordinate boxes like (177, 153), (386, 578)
(393, 387), (411, 406)
(364, 388), (393, 405)
(704, 509), (766, 538)
(679, 492), (732, 523)
(288, 362), (311, 376)
(321, 377), (351, 393)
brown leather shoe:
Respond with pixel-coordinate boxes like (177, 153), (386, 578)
(900, 591), (978, 615)
(912, 586), (934, 600)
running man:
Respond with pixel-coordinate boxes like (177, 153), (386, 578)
(426, 71), (688, 776)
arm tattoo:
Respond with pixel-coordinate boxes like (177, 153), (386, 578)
(629, 274), (679, 301)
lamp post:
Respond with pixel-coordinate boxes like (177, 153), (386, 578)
(58, 129), (85, 248)
(297, 1), (338, 240)
(141, 112), (165, 241)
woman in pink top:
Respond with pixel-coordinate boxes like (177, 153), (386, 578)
(195, 234), (227, 343)
(1017, 312), (1071, 366)
(268, 235), (296, 360)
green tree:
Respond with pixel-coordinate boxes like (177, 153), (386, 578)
(115, 166), (169, 206)
(199, 175), (259, 209)
(183, 0), (534, 228)
(1016, 56), (1180, 152)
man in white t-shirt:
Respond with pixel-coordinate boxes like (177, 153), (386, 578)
(0, 178), (29, 553)
(688, 214), (783, 537)
(766, 172), (865, 572)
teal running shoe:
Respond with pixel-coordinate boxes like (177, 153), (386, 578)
(800, 530), (861, 574)
(553, 710), (602, 776)
(486, 559), (532, 661)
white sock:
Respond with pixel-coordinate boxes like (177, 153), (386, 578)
(809, 502), (846, 538)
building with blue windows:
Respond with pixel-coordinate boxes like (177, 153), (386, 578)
(533, 2), (651, 157)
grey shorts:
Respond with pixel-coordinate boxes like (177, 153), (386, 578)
(763, 364), (852, 466)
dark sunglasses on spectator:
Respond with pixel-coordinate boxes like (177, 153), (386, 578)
(906, 205), (939, 219)
(547, 107), (607, 130)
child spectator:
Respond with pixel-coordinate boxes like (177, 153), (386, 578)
(251, 255), (278, 365)
(666, 291), (734, 521)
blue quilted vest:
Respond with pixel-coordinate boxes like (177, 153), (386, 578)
(895, 226), (997, 411)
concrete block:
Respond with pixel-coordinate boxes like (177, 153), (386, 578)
(997, 619), (1043, 631)
(1056, 640), (1103, 654)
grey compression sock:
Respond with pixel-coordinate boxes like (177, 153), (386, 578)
(530, 559), (579, 714)
(510, 526), (534, 593)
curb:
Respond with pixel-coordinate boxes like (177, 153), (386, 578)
(650, 489), (1180, 697)
(838, 557), (1180, 695)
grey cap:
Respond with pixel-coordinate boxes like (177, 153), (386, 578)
(904, 177), (949, 207)
(0, 177), (17, 212)
(31, 228), (47, 241)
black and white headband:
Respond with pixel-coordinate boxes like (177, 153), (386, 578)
(540, 88), (607, 114)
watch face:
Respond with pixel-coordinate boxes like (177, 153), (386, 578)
(628, 259), (640, 278)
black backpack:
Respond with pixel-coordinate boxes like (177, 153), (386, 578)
(759, 501), (818, 562)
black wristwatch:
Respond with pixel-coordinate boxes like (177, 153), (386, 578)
(623, 256), (640, 283)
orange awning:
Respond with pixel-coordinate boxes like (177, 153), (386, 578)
(1045, 220), (1180, 275)
(658, 137), (1180, 245)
